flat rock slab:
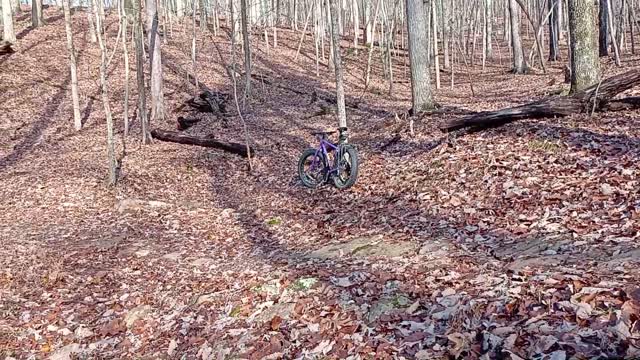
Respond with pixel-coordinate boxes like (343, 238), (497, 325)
(308, 235), (418, 259)
(116, 198), (172, 213)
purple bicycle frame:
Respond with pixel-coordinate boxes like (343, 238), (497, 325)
(309, 138), (339, 175)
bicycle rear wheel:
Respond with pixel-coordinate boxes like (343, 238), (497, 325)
(332, 145), (359, 189)
(298, 148), (327, 188)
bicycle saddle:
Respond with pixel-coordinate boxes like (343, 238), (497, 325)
(311, 130), (337, 136)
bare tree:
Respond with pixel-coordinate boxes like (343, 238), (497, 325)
(62, 0), (82, 130)
(509, 0), (527, 73)
(432, 0), (440, 88)
(87, 0), (97, 43)
(549, 0), (560, 60)
(406, 0), (434, 112)
(146, 0), (165, 122)
(328, 0), (346, 128)
(11, 0), (20, 15)
(134, 0), (150, 143)
(568, 0), (600, 93)
(31, 0), (44, 27)
(2, 0), (16, 43)
(121, 0), (130, 136)
(599, 0), (609, 56)
(605, 0), (621, 65)
(240, 0), (251, 98)
(94, 0), (118, 185)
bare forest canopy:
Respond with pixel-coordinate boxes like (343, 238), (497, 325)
(1, 0), (640, 358)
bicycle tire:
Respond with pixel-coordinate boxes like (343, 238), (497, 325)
(298, 148), (328, 188)
(332, 145), (359, 189)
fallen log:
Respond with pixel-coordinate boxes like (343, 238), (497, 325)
(603, 97), (640, 111)
(440, 70), (640, 132)
(177, 116), (202, 130)
(151, 129), (253, 158)
(185, 90), (229, 115)
(0, 41), (15, 55)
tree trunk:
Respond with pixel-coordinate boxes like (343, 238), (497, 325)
(63, 0), (82, 131)
(432, 0), (440, 88)
(122, 0), (130, 136)
(509, 0), (527, 73)
(135, 0), (150, 144)
(406, 0), (434, 112)
(549, 0), (560, 60)
(328, 0), (347, 128)
(606, 0), (621, 65)
(88, 0), (97, 43)
(352, 0), (358, 52)
(363, 0), (380, 90)
(630, 2), (635, 54)
(176, 0), (184, 16)
(240, 0), (251, 98)
(147, 0), (165, 122)
(599, 0), (609, 56)
(31, 0), (44, 27)
(2, 0), (15, 43)
(11, 0), (20, 15)
(568, 0), (600, 93)
(94, 0), (118, 185)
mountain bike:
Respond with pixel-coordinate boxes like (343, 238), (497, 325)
(298, 127), (359, 189)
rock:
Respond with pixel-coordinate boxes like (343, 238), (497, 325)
(309, 235), (417, 259)
(549, 350), (567, 360)
(167, 339), (178, 356)
(191, 258), (214, 267)
(116, 198), (171, 213)
(124, 305), (152, 328)
(367, 295), (411, 323)
(253, 302), (294, 324)
(57, 328), (72, 336)
(600, 183), (615, 195)
(163, 252), (181, 261)
(48, 343), (81, 360)
(134, 249), (151, 258)
(74, 325), (94, 339)
(419, 240), (451, 255)
(289, 277), (318, 291)
(441, 288), (456, 297)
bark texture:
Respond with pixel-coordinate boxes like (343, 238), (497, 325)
(147, 0), (165, 122)
(599, 0), (609, 56)
(405, 0), (433, 112)
(62, 0), (82, 130)
(568, 0), (600, 93)
(328, 0), (347, 128)
(509, 0), (527, 73)
(2, 0), (15, 43)
(31, 0), (43, 27)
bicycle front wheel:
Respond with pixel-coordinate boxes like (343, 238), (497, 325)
(298, 148), (327, 188)
(333, 145), (359, 189)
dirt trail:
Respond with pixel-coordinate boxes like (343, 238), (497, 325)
(1, 9), (639, 359)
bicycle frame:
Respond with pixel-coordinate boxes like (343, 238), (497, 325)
(310, 137), (340, 175)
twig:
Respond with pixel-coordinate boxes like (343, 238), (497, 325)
(590, 65), (609, 117)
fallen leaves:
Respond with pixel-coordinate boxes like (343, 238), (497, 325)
(1, 6), (640, 360)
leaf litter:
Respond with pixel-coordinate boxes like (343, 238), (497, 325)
(0, 7), (639, 360)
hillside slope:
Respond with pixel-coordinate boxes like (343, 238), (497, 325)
(1, 8), (640, 359)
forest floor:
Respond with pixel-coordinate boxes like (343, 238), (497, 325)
(1, 8), (640, 360)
